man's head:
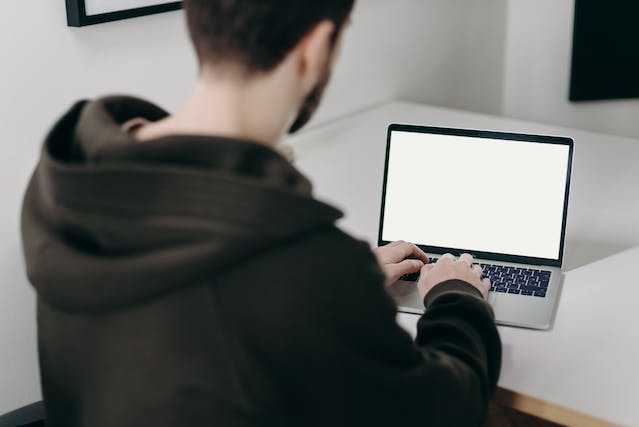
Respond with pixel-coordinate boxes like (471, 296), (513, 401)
(183, 0), (355, 133)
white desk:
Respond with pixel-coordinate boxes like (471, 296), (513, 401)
(287, 101), (639, 427)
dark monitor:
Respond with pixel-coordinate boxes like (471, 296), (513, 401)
(570, 1), (639, 102)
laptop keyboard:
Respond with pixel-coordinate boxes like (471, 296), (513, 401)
(400, 258), (550, 298)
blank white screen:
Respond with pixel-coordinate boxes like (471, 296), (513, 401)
(382, 131), (570, 260)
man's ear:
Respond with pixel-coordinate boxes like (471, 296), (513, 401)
(296, 20), (336, 94)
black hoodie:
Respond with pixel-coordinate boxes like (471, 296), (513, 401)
(21, 97), (501, 427)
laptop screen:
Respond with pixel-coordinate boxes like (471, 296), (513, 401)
(380, 126), (573, 265)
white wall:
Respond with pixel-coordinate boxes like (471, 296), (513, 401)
(315, 0), (507, 123)
(0, 0), (507, 413)
(503, 0), (639, 140)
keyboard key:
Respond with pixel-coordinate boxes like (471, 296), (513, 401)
(401, 272), (420, 282)
(409, 259), (552, 298)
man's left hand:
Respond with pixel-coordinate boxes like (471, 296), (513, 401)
(373, 241), (430, 287)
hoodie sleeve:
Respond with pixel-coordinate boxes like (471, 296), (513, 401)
(288, 236), (502, 427)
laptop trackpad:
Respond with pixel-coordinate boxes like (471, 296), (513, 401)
(388, 281), (424, 314)
(488, 291), (498, 307)
(390, 280), (499, 315)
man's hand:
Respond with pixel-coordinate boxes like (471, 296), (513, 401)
(373, 241), (430, 287)
(418, 253), (490, 301)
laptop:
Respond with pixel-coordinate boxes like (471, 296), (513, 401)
(380, 124), (573, 330)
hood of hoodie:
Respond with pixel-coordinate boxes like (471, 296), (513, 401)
(22, 96), (342, 313)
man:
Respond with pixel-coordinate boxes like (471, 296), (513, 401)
(21, 1), (501, 426)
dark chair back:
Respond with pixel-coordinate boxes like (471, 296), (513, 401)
(0, 401), (46, 427)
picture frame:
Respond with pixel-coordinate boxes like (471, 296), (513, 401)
(66, 0), (182, 27)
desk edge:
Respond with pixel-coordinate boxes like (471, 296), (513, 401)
(495, 387), (621, 427)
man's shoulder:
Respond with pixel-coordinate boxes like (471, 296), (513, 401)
(224, 225), (384, 290)
(278, 226), (380, 276)
(214, 225), (390, 332)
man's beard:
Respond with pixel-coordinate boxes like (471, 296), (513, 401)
(288, 67), (331, 134)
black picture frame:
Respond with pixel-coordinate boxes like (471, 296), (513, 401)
(66, 0), (182, 27)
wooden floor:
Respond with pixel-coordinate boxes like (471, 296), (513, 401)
(487, 401), (564, 427)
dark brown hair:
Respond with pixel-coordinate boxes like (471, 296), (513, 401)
(184, 0), (355, 74)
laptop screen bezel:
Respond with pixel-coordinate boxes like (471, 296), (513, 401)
(378, 123), (574, 268)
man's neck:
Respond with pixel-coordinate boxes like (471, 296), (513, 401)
(134, 72), (298, 147)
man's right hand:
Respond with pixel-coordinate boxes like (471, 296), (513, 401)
(417, 253), (490, 301)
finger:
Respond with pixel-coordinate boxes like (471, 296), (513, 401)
(459, 253), (474, 267)
(440, 253), (456, 263)
(421, 263), (435, 273)
(374, 241), (405, 264)
(386, 259), (424, 281)
(417, 264), (435, 284)
(482, 278), (491, 289)
(471, 264), (483, 276)
(392, 242), (430, 264)
(409, 243), (430, 264)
